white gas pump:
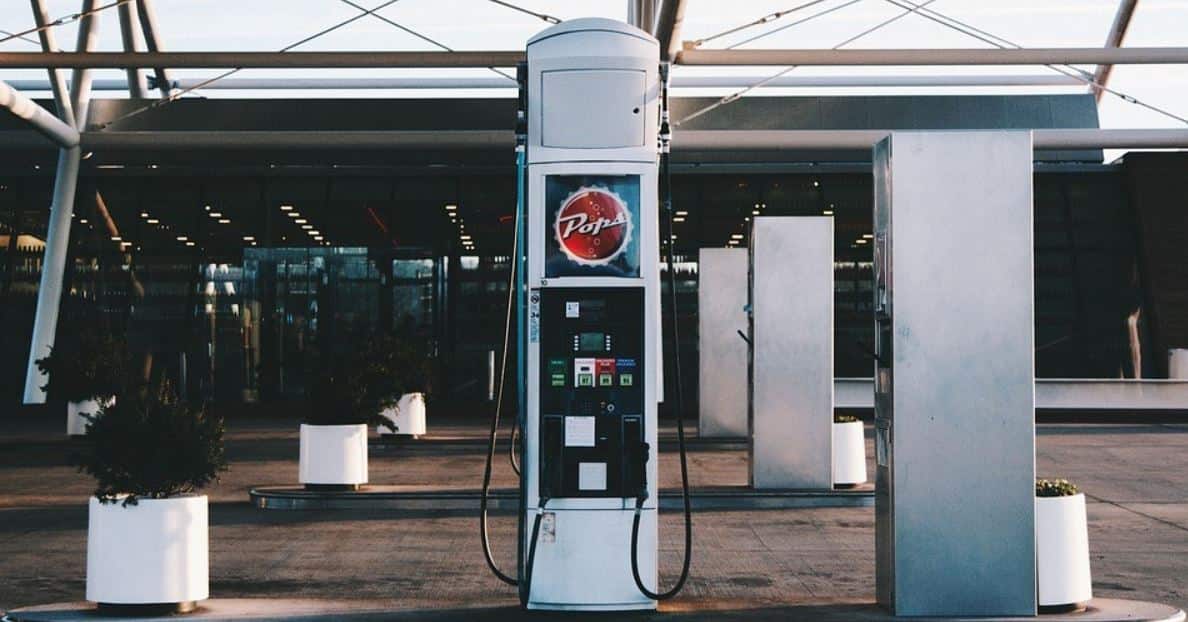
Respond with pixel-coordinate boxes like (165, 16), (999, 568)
(479, 17), (691, 612)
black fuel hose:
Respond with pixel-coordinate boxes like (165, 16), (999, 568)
(629, 64), (693, 601)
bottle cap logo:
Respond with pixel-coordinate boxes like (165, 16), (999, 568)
(553, 187), (632, 266)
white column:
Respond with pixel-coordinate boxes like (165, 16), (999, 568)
(24, 146), (83, 403)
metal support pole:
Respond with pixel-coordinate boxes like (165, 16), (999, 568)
(1093, 0), (1140, 101)
(22, 0), (95, 403)
(675, 46), (1188, 66)
(24, 146), (83, 403)
(4, 47), (1187, 69)
(28, 0), (75, 125)
(117, 0), (149, 97)
(0, 127), (1167, 152)
(71, 0), (100, 128)
(0, 51), (528, 69)
(628, 0), (658, 31)
(0, 81), (80, 147)
(134, 0), (172, 98)
(672, 128), (1188, 151)
(653, 0), (687, 61)
(4, 73), (1087, 91)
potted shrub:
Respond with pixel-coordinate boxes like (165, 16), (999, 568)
(1036, 478), (1093, 612)
(302, 332), (401, 489)
(832, 413), (867, 487)
(75, 380), (226, 614)
(377, 334), (435, 439)
(36, 330), (127, 436)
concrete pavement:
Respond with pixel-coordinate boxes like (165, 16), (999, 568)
(0, 415), (1185, 619)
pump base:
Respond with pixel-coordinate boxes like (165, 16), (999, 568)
(526, 601), (657, 612)
(96, 601), (197, 616)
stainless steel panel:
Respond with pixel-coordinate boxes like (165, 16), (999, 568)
(541, 70), (646, 149)
(698, 248), (749, 438)
(874, 131), (1036, 616)
(748, 217), (834, 490)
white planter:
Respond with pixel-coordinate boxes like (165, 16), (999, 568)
(832, 420), (867, 486)
(377, 392), (427, 437)
(1170, 348), (1188, 379)
(299, 423), (369, 486)
(67, 396), (115, 437)
(86, 495), (208, 606)
(1036, 493), (1093, 609)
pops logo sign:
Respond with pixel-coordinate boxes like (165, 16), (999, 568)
(553, 186), (633, 266)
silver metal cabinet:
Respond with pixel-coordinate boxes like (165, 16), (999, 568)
(698, 248), (749, 438)
(748, 217), (835, 490)
(873, 131), (1036, 616)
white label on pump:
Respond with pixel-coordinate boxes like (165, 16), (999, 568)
(564, 416), (596, 447)
(565, 301), (580, 318)
(578, 462), (607, 491)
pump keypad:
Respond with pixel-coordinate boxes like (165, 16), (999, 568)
(539, 288), (645, 499)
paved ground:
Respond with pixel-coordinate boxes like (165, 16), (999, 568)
(1, 413), (1186, 620)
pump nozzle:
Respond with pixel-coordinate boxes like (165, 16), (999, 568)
(635, 441), (651, 502)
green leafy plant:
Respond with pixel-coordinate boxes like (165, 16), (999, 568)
(391, 336), (435, 398)
(834, 413), (860, 424)
(1036, 478), (1079, 497)
(36, 330), (128, 403)
(305, 330), (405, 430)
(74, 380), (227, 506)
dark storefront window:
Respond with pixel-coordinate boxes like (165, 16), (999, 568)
(0, 165), (1167, 414)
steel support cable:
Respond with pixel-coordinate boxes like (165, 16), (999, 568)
(689, 0), (832, 48)
(97, 0), (404, 129)
(2, 0), (132, 45)
(1, 29), (41, 46)
(676, 0), (935, 126)
(485, 0), (561, 25)
(728, 0), (866, 49)
(883, 0), (1188, 125)
(337, 0), (515, 82)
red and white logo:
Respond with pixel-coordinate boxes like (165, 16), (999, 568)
(553, 186), (633, 266)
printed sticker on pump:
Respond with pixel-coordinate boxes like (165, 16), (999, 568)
(564, 416), (596, 447)
(528, 291), (541, 343)
(578, 462), (608, 491)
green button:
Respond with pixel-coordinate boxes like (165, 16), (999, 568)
(599, 374), (613, 386)
(619, 373), (633, 386)
(550, 373), (566, 387)
(578, 374), (594, 387)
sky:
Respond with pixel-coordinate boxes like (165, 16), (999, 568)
(2, 0), (1186, 137)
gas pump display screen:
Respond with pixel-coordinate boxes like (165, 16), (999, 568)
(538, 288), (645, 499)
(544, 175), (640, 279)
(579, 332), (604, 352)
